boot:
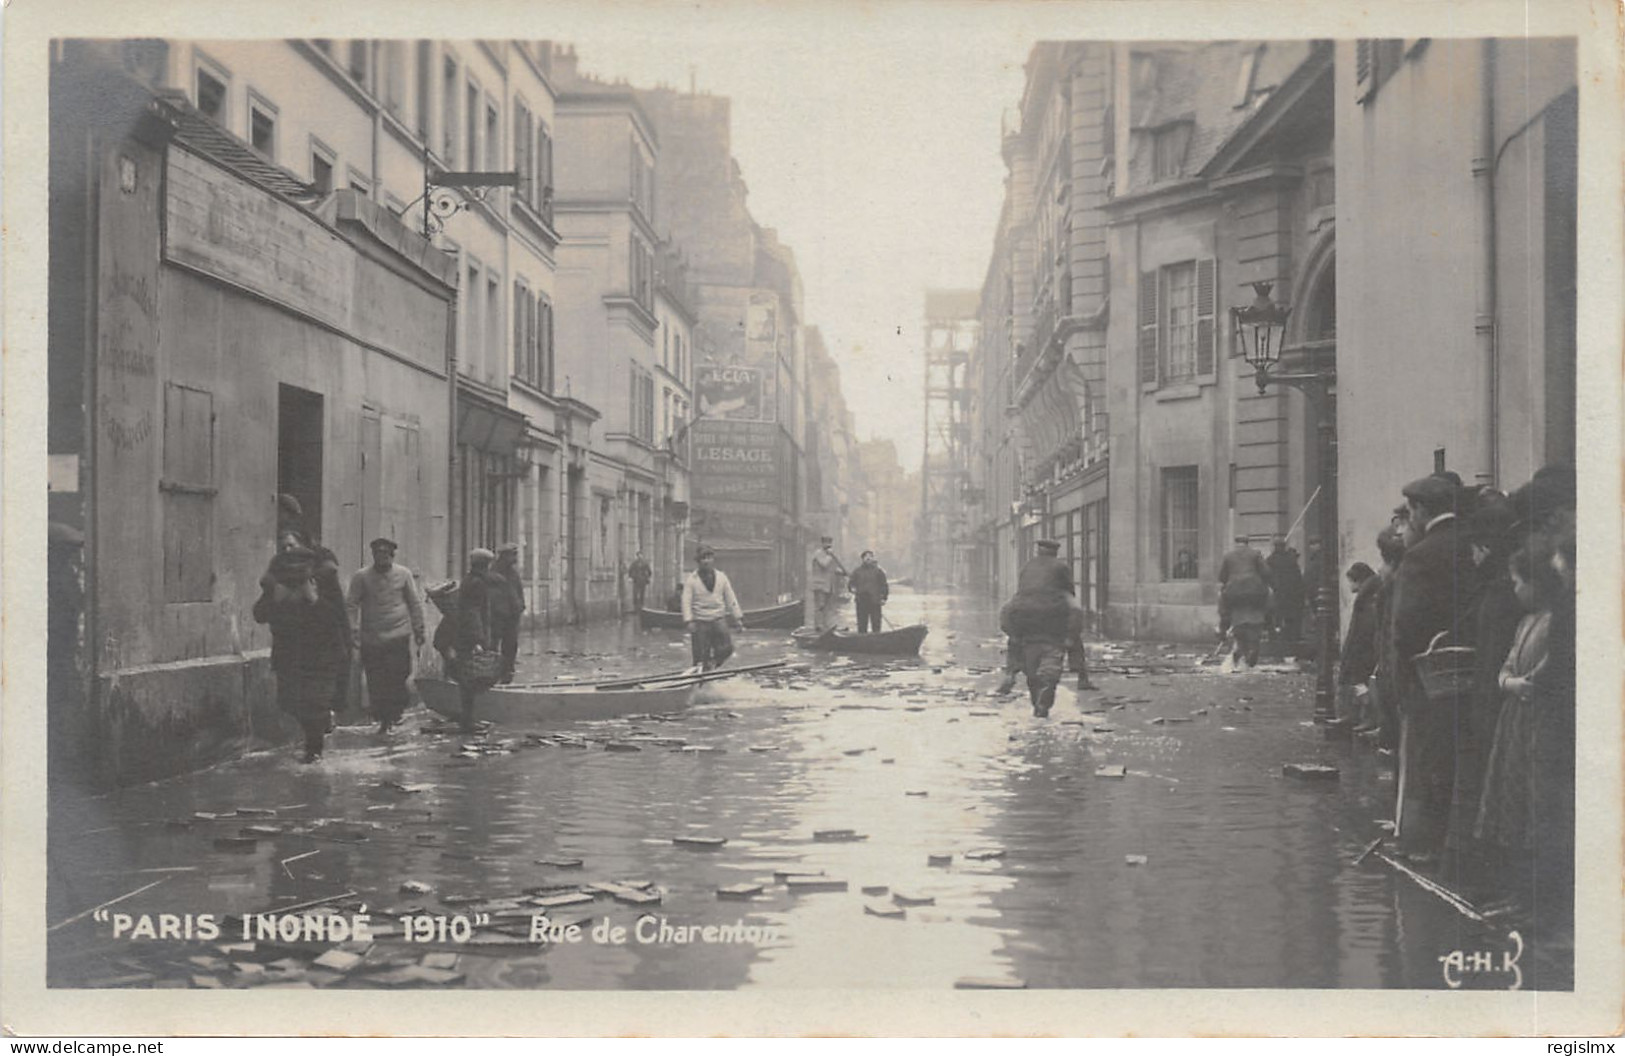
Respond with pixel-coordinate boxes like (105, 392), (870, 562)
(996, 671), (1018, 696)
(1076, 672), (1097, 691)
(1034, 683), (1056, 718)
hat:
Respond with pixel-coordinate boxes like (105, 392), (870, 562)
(498, 541), (519, 555)
(1464, 498), (1515, 548)
(1401, 474), (1455, 512)
(369, 537), (397, 553)
(1234, 534), (1251, 544)
(696, 545), (716, 560)
(469, 547), (495, 565)
(1035, 539), (1061, 552)
(820, 535), (833, 544)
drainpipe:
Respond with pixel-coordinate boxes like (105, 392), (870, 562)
(446, 298), (459, 580)
(1472, 40), (1499, 487)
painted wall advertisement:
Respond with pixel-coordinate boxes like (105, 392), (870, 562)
(695, 364), (763, 422)
(692, 419), (779, 508)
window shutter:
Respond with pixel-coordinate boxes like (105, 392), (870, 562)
(1138, 270), (1159, 385)
(512, 282), (524, 380)
(1196, 258), (1216, 376)
(513, 108), (529, 202)
(1355, 41), (1374, 103)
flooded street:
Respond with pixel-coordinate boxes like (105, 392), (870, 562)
(47, 591), (1554, 991)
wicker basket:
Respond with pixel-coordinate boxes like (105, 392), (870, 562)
(1413, 630), (1476, 702)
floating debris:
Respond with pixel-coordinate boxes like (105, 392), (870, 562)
(813, 829), (867, 843)
(891, 891), (934, 907)
(785, 877), (848, 893)
(955, 977), (1026, 990)
(864, 902), (905, 919)
(398, 880), (433, 895)
(860, 885), (890, 896)
(239, 825), (283, 837)
(530, 892), (594, 909)
(1125, 854), (1149, 866)
(312, 949), (365, 973)
(1283, 763), (1340, 780)
(773, 869), (825, 882)
(534, 856), (584, 869)
(1094, 765), (1127, 779)
(927, 853), (953, 866)
(964, 849), (1005, 862)
(236, 807), (279, 817)
(904, 790), (929, 797)
(716, 883), (764, 900)
(673, 836), (728, 849)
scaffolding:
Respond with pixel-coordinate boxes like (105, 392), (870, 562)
(917, 290), (979, 590)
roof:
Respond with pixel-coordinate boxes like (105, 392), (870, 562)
(151, 90), (317, 202)
(1125, 41), (1316, 195)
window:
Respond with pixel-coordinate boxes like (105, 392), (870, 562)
(513, 102), (534, 202)
(347, 40), (369, 89)
(1138, 259), (1217, 386)
(1163, 263), (1197, 381)
(628, 235), (654, 310)
(248, 93), (277, 160)
(487, 274), (502, 385)
(1355, 39), (1406, 105)
(415, 41), (433, 138)
(349, 169), (372, 197)
(1152, 123), (1192, 180)
(309, 138), (336, 195)
(512, 283), (552, 392)
(537, 121), (554, 222)
(441, 55), (458, 160)
(1161, 466), (1199, 580)
(464, 259), (481, 375)
(162, 383), (216, 602)
(195, 62), (228, 124)
(381, 41), (405, 116)
(485, 98), (500, 170)
(465, 81), (480, 172)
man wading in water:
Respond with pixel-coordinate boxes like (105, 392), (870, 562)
(682, 546), (745, 671)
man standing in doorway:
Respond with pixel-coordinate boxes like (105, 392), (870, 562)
(683, 546), (745, 671)
(346, 538), (426, 734)
(491, 543), (526, 685)
(810, 536), (848, 632)
(847, 550), (890, 633)
(627, 551), (653, 614)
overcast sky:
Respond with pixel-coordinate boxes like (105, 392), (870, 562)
(561, 13), (1032, 473)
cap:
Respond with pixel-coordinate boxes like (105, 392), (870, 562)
(497, 542), (519, 555)
(1401, 475), (1455, 511)
(469, 547), (495, 565)
(820, 535), (833, 544)
(369, 537), (397, 553)
(696, 545), (716, 560)
(1035, 539), (1061, 552)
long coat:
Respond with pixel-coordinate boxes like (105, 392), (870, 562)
(1390, 515), (1481, 667)
(1217, 546), (1271, 605)
(1338, 574), (1382, 687)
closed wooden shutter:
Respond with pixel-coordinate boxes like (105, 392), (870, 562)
(1138, 270), (1159, 385)
(1196, 258), (1216, 375)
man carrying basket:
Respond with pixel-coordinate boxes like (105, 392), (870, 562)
(1390, 474), (1483, 863)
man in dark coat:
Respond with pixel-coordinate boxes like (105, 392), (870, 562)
(453, 548), (500, 732)
(847, 550), (890, 633)
(490, 543), (525, 685)
(1266, 535), (1306, 654)
(1337, 562), (1380, 726)
(1217, 535), (1272, 666)
(1000, 539), (1073, 718)
(255, 543), (352, 762)
(626, 551), (653, 613)
(1390, 474), (1483, 861)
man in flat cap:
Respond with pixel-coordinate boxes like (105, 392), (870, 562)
(1389, 472), (1482, 862)
(683, 545), (745, 670)
(810, 535), (848, 633)
(346, 538), (426, 733)
(490, 542), (526, 684)
(998, 538), (1079, 718)
(1218, 534), (1272, 668)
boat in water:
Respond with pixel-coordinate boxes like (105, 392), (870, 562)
(792, 624), (929, 657)
(639, 597), (804, 631)
(416, 675), (700, 726)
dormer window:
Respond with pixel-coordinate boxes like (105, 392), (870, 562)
(1152, 123), (1192, 181)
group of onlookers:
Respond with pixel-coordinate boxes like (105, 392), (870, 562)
(1335, 464), (1576, 931)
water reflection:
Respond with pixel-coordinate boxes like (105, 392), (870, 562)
(46, 589), (1545, 989)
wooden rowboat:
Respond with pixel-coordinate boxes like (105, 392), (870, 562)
(639, 597), (804, 631)
(792, 624), (929, 657)
(416, 676), (700, 726)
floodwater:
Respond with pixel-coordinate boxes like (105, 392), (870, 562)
(45, 590), (1563, 990)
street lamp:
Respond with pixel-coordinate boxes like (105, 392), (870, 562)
(1230, 282), (1340, 723)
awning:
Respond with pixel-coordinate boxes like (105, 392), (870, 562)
(456, 385), (529, 458)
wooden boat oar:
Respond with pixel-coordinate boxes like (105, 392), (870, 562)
(593, 659), (787, 691)
(503, 665), (699, 690)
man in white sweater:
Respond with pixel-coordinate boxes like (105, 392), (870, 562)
(346, 538), (426, 733)
(681, 546), (745, 671)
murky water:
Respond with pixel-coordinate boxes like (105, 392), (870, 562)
(46, 591), (1563, 990)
